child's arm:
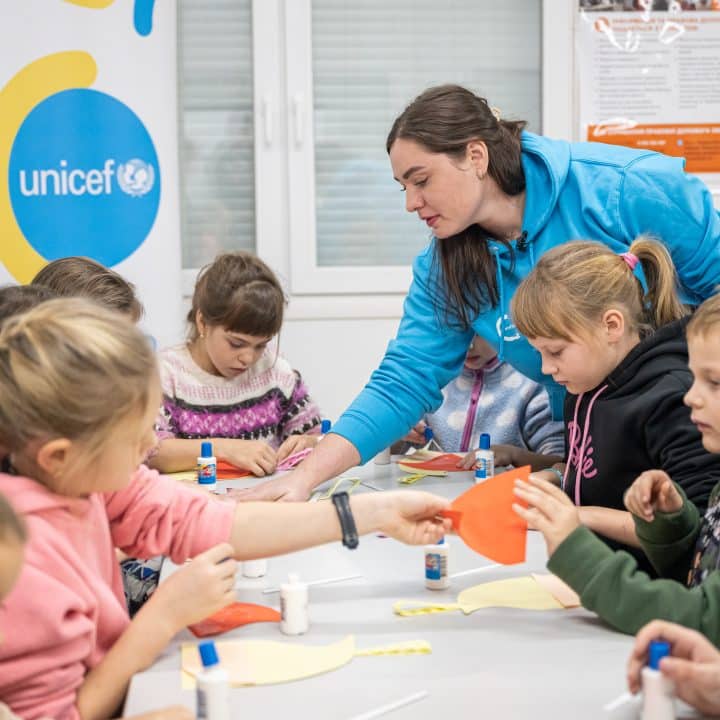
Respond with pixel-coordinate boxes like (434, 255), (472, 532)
(513, 477), (720, 642)
(228, 490), (450, 558)
(577, 506), (641, 548)
(149, 437), (277, 477)
(76, 544), (237, 720)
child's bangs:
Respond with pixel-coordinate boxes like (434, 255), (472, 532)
(513, 282), (580, 342)
(224, 295), (283, 339)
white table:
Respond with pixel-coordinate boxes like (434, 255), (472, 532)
(123, 461), (687, 720)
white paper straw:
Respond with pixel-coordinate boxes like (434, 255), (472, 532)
(360, 480), (383, 491)
(449, 564), (501, 579)
(262, 573), (363, 594)
(603, 691), (637, 712)
(347, 691), (429, 720)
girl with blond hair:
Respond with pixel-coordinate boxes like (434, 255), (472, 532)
(510, 237), (720, 565)
(0, 299), (449, 720)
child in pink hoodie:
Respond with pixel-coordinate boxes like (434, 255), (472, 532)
(0, 493), (192, 720)
(0, 299), (450, 720)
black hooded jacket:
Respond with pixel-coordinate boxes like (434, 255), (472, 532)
(563, 316), (719, 561)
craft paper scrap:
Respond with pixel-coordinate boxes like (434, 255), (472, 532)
(440, 466), (529, 564)
(188, 601), (281, 638)
(181, 636), (431, 688)
(393, 576), (563, 617)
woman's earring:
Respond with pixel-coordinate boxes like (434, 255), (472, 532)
(477, 171), (486, 181)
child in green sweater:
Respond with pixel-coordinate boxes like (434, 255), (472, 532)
(513, 292), (720, 644)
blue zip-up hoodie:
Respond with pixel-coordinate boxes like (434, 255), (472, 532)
(334, 132), (720, 463)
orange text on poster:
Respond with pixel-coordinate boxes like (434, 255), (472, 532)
(587, 123), (720, 173)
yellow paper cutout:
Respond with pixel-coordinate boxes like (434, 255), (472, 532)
(181, 636), (431, 688)
(531, 573), (581, 608)
(393, 576), (563, 617)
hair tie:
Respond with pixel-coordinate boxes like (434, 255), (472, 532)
(490, 106), (502, 122)
(620, 252), (639, 271)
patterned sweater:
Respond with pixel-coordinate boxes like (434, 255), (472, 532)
(156, 344), (321, 448)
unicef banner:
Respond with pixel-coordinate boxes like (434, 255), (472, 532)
(0, 0), (182, 346)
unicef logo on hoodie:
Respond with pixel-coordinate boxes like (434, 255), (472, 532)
(9, 88), (160, 266)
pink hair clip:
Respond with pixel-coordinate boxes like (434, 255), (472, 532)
(620, 252), (639, 271)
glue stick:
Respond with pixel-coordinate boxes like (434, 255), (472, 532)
(197, 441), (217, 487)
(475, 433), (494, 478)
(280, 573), (309, 635)
(641, 639), (675, 720)
(196, 640), (230, 720)
(424, 537), (450, 590)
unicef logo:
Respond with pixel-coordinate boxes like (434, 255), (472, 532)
(496, 314), (521, 342)
(117, 159), (155, 197)
(8, 88), (160, 267)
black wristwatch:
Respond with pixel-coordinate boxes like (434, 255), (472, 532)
(331, 491), (359, 550)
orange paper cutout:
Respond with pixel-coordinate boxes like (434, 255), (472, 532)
(216, 461), (253, 479)
(397, 453), (464, 472)
(441, 466), (529, 565)
(188, 601), (281, 638)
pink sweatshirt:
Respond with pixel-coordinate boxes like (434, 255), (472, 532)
(0, 466), (235, 720)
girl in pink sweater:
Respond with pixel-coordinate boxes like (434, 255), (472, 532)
(0, 299), (450, 720)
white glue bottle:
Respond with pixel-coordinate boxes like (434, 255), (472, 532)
(196, 640), (230, 720)
(280, 573), (309, 635)
(242, 558), (268, 578)
(641, 639), (676, 720)
(474, 465), (488, 484)
(475, 433), (494, 478)
(424, 537), (450, 590)
(197, 441), (217, 488)
(373, 446), (391, 465)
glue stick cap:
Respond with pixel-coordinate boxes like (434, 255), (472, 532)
(201, 441), (213, 458)
(475, 466), (487, 481)
(198, 640), (220, 668)
(424, 426), (433, 442)
(648, 639), (671, 670)
(321, 419), (331, 434)
(479, 433), (491, 450)
(436, 537), (445, 545)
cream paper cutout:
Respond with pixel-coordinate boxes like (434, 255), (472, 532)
(531, 573), (581, 608)
(181, 636), (431, 688)
(393, 576), (563, 616)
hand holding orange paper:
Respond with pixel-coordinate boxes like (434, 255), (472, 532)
(440, 466), (529, 564)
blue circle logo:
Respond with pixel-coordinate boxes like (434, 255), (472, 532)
(8, 88), (160, 266)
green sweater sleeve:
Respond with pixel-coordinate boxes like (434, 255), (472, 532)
(547, 525), (720, 644)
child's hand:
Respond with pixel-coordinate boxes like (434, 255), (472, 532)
(402, 421), (427, 445)
(220, 439), (277, 476)
(624, 470), (683, 522)
(149, 543), (237, 632)
(458, 450), (476, 469)
(276, 433), (319, 463)
(369, 491), (451, 545)
(512, 476), (580, 557)
(491, 444), (518, 467)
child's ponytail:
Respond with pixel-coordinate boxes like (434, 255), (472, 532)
(630, 236), (687, 330)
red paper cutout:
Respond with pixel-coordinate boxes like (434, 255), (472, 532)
(188, 601), (281, 637)
(216, 461), (252, 479)
(397, 453), (464, 472)
(441, 466), (529, 565)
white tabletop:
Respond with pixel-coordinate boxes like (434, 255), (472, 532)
(123, 460), (693, 720)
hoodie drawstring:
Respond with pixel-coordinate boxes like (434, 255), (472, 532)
(562, 384), (608, 505)
(492, 246), (507, 362)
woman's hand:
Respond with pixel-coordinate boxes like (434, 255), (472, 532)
(367, 491), (451, 545)
(276, 433), (319, 463)
(228, 474), (312, 502)
(128, 708), (195, 720)
(148, 543), (237, 632)
(623, 470), (683, 522)
(218, 439), (277, 477)
(512, 476), (580, 556)
(627, 620), (720, 715)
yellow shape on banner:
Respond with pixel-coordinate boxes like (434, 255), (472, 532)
(393, 576), (564, 617)
(63, 0), (115, 7)
(0, 52), (97, 282)
(181, 636), (431, 688)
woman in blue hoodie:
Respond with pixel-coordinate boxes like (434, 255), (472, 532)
(238, 84), (720, 502)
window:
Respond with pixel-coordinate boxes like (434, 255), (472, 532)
(178, 1), (545, 297)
